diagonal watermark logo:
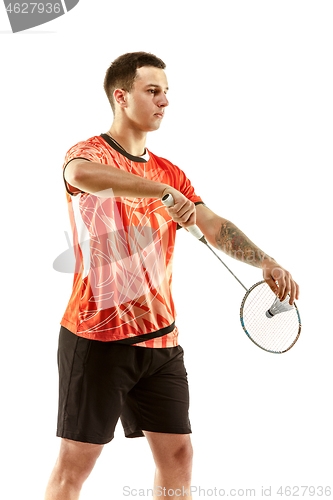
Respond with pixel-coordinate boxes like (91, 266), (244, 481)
(53, 227), (167, 311)
(3, 0), (80, 33)
(53, 231), (76, 273)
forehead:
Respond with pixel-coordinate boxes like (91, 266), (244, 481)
(134, 66), (168, 89)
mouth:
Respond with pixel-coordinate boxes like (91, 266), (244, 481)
(154, 113), (164, 119)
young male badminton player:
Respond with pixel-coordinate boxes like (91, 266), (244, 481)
(45, 52), (299, 500)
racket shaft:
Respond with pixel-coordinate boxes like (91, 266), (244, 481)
(204, 243), (248, 291)
(161, 193), (248, 291)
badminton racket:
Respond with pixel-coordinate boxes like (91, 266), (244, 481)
(162, 193), (301, 354)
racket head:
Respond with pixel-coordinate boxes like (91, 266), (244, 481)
(240, 281), (301, 354)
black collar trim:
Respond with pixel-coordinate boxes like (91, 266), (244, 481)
(100, 133), (148, 163)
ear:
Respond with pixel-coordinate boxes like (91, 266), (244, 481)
(113, 88), (128, 108)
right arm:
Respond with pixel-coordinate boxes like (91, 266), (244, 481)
(64, 159), (196, 227)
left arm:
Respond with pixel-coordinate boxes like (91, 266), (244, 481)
(195, 204), (299, 304)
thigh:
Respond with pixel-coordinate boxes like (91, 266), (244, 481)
(58, 438), (104, 471)
(57, 327), (144, 444)
(144, 432), (193, 470)
(121, 346), (191, 436)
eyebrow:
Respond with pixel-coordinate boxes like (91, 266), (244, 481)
(145, 84), (169, 91)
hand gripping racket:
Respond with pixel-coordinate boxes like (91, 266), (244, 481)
(162, 194), (301, 354)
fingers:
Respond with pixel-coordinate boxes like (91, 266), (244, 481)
(269, 266), (299, 305)
(273, 267), (288, 302)
(265, 277), (279, 296)
(166, 198), (196, 227)
(287, 277), (299, 305)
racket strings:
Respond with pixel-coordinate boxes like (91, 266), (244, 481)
(241, 282), (300, 353)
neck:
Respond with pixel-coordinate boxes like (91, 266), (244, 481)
(109, 121), (147, 157)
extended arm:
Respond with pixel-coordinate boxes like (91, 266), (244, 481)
(195, 204), (299, 304)
(64, 158), (197, 227)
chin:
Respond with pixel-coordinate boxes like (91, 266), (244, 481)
(149, 122), (162, 132)
(138, 120), (162, 133)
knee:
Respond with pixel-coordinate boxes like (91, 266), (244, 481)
(54, 440), (103, 488)
(174, 441), (193, 468)
(53, 455), (95, 489)
(176, 442), (193, 482)
(160, 440), (193, 479)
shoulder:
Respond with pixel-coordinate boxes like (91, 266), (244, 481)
(64, 135), (111, 165)
(66, 135), (105, 155)
(147, 149), (173, 166)
(147, 150), (185, 175)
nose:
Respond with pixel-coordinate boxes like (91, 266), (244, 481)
(159, 93), (169, 108)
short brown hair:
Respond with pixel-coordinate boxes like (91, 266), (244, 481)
(104, 52), (166, 113)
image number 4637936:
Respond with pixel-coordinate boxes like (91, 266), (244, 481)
(3, 0), (80, 33)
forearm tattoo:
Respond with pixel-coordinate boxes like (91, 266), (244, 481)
(215, 221), (272, 268)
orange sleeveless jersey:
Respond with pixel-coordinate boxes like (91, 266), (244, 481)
(61, 134), (203, 347)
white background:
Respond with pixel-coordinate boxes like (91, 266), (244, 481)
(1, 1), (332, 498)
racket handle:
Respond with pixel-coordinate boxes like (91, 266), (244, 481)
(161, 193), (205, 241)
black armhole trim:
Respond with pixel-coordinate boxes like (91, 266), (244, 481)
(63, 157), (90, 196)
(176, 201), (205, 230)
(100, 133), (147, 163)
(112, 321), (176, 345)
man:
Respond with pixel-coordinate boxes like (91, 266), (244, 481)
(45, 52), (299, 499)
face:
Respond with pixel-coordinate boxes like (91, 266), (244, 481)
(120, 66), (169, 132)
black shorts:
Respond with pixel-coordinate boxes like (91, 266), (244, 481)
(56, 326), (191, 445)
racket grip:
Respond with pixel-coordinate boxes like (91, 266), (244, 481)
(161, 193), (205, 241)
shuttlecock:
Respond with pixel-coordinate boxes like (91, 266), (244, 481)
(266, 295), (294, 318)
